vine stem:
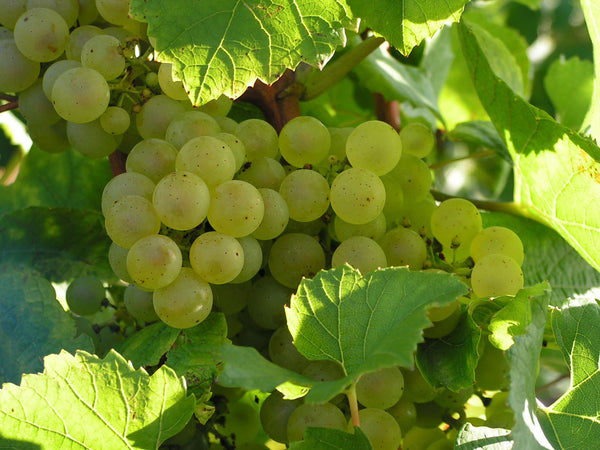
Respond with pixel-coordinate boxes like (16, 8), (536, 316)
(346, 384), (361, 427)
(374, 93), (400, 131)
(0, 100), (18, 113)
(0, 93), (17, 102)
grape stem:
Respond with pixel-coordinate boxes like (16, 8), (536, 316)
(346, 384), (361, 427)
(374, 93), (400, 131)
(109, 150), (128, 177)
(0, 93), (17, 102)
(0, 100), (19, 113)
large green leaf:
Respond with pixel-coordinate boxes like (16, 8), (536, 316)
(130, 0), (352, 106)
(347, 0), (470, 55)
(581, 0), (600, 143)
(458, 22), (600, 273)
(538, 298), (600, 447)
(117, 321), (181, 369)
(0, 350), (195, 449)
(285, 266), (468, 403)
(0, 269), (93, 385)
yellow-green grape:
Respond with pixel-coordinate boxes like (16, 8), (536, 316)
(301, 360), (346, 405)
(100, 106), (130, 135)
(207, 180), (265, 237)
(333, 213), (387, 242)
(157, 62), (188, 101)
(0, 38), (40, 93)
(52, 67), (110, 123)
(252, 188), (289, 241)
(433, 386), (474, 412)
(399, 123), (435, 159)
(14, 8), (69, 62)
(393, 197), (436, 237)
(18, 80), (60, 125)
(279, 169), (330, 222)
(81, 34), (125, 80)
(135, 94), (186, 140)
(430, 198), (482, 263)
(279, 115), (330, 167)
(126, 234), (182, 290)
(197, 93), (233, 116)
(165, 110), (221, 149)
(475, 339), (510, 391)
(189, 231), (244, 284)
(356, 366), (404, 410)
(386, 397), (417, 435)
(330, 168), (386, 225)
(427, 299), (460, 323)
(331, 236), (387, 275)
(231, 236), (262, 283)
(42, 59), (80, 99)
(268, 233), (326, 288)
(215, 115), (238, 134)
(96, 0), (131, 25)
(350, 408), (402, 450)
(153, 267), (213, 329)
(260, 391), (303, 444)
(287, 402), (347, 442)
(0, 1), (26, 29)
(66, 275), (105, 316)
(216, 131), (246, 171)
(152, 171), (210, 231)
(65, 24), (103, 61)
(27, 120), (70, 154)
(211, 282), (250, 315)
(126, 138), (178, 184)
(237, 156), (286, 190)
(104, 195), (161, 248)
(345, 120), (402, 176)
(485, 391), (515, 429)
(380, 171), (404, 221)
(77, 0), (99, 25)
(247, 275), (294, 330)
(123, 284), (159, 322)
(378, 227), (427, 270)
(235, 118), (279, 160)
(215, 400), (261, 445)
(268, 325), (310, 372)
(471, 253), (524, 298)
(401, 367), (437, 403)
(381, 154), (432, 205)
(470, 226), (524, 265)
(67, 119), (122, 158)
(327, 127), (353, 163)
(402, 426), (445, 450)
(101, 173), (154, 217)
(107, 241), (133, 283)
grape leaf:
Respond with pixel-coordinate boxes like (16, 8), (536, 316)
(285, 266), (468, 403)
(538, 297), (600, 448)
(458, 21), (600, 273)
(0, 207), (113, 283)
(289, 426), (372, 449)
(581, 0), (600, 143)
(0, 350), (195, 449)
(346, 0), (470, 56)
(456, 423), (513, 449)
(117, 321), (180, 369)
(447, 121), (511, 162)
(129, 0), (352, 106)
(0, 269), (93, 385)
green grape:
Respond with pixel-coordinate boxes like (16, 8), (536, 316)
(268, 325), (310, 371)
(399, 123), (435, 159)
(333, 213), (387, 242)
(165, 110), (221, 148)
(107, 241), (133, 283)
(197, 93), (233, 116)
(393, 197), (436, 237)
(230, 236), (262, 283)
(0, 26), (12, 40)
(80, 34), (125, 80)
(231, 308), (272, 351)
(214, 115), (238, 134)
(211, 281), (250, 315)
(471, 253), (524, 298)
(52, 67), (110, 123)
(414, 401), (445, 429)
(425, 438), (454, 450)
(331, 236), (387, 275)
(176, 135), (236, 187)
(302, 359), (345, 383)
(77, 0), (99, 25)
(27, 120), (70, 153)
(126, 138), (177, 183)
(287, 402), (347, 442)
(330, 168), (386, 225)
(401, 427), (446, 450)
(65, 24), (103, 61)
(475, 339), (510, 391)
(135, 94), (186, 140)
(401, 367), (437, 403)
(345, 120), (402, 176)
(100, 106), (130, 135)
(268, 233), (325, 288)
(67, 119), (122, 158)
(426, 299), (460, 323)
(95, 325), (123, 357)
(382, 154), (432, 204)
(252, 188), (289, 241)
(247, 275), (294, 329)
(422, 306), (461, 339)
(380, 171), (404, 220)
(386, 397), (417, 435)
(123, 284), (159, 322)
(279, 115), (330, 167)
(18, 80), (60, 125)
(207, 180), (265, 237)
(485, 391), (514, 429)
(260, 390), (303, 443)
(215, 400), (261, 445)
(356, 366), (404, 410)
(236, 156), (286, 190)
(327, 127), (353, 163)
(351, 408), (402, 450)
(104, 194), (161, 248)
(14, 8), (68, 62)
(216, 131), (246, 171)
(189, 231), (245, 284)
(279, 169), (330, 222)
(378, 227), (427, 270)
(157, 62), (188, 101)
(96, 0), (130, 25)
(42, 59), (80, 99)
(470, 226), (524, 265)
(153, 267), (213, 329)
(234, 118), (279, 160)
(433, 386), (473, 412)
(101, 171), (155, 216)
(66, 275), (104, 316)
(430, 198), (482, 263)
(0, 1), (27, 29)
(152, 171), (210, 230)
(0, 38), (40, 92)
(126, 234), (182, 290)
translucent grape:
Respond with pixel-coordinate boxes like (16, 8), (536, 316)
(215, 400), (261, 445)
(197, 94), (232, 116)
(268, 233), (325, 288)
(422, 306), (461, 339)
(330, 168), (386, 225)
(165, 110), (221, 149)
(386, 397), (417, 435)
(207, 180), (265, 237)
(104, 195), (161, 248)
(18, 80), (60, 125)
(135, 94), (186, 140)
(14, 8), (69, 62)
(345, 120), (402, 176)
(0, 38), (40, 93)
(152, 171), (210, 231)
(42, 59), (80, 99)
(96, 0), (130, 25)
(123, 284), (159, 322)
(77, 0), (99, 25)
(67, 119), (122, 158)
(393, 197), (436, 237)
(153, 267), (213, 329)
(231, 236), (262, 283)
(260, 391), (303, 444)
(378, 227), (427, 270)
(107, 241), (133, 283)
(126, 138), (178, 183)
(331, 236), (387, 274)
(356, 366), (404, 410)
(382, 154), (432, 204)
(279, 169), (330, 222)
(236, 156), (286, 190)
(235, 118), (279, 160)
(471, 253), (524, 298)
(189, 231), (245, 284)
(399, 122), (435, 158)
(27, 120), (70, 153)
(287, 402), (347, 442)
(279, 115), (330, 167)
(100, 106), (130, 135)
(66, 275), (104, 316)
(52, 67), (110, 123)
(333, 213), (387, 242)
(327, 127), (353, 163)
(351, 408), (402, 450)
(470, 226), (524, 265)
(0, 1), (27, 29)
(176, 135), (236, 187)
(101, 171), (155, 216)
(426, 299), (460, 323)
(268, 325), (309, 372)
(126, 234), (182, 290)
(247, 275), (294, 329)
(65, 24), (103, 60)
(81, 34), (125, 80)
(216, 131), (246, 171)
(252, 188), (289, 240)
(157, 62), (188, 101)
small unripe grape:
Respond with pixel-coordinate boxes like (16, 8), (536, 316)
(66, 275), (105, 316)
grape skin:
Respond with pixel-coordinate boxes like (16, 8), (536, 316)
(330, 168), (386, 225)
(126, 234), (182, 290)
(470, 253), (524, 298)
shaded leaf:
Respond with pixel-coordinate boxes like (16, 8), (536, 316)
(117, 321), (180, 369)
(289, 426), (372, 449)
(456, 423), (512, 449)
(447, 121), (511, 162)
(0, 350), (195, 449)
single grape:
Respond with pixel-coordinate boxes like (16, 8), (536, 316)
(215, 400), (261, 445)
(234, 118), (279, 160)
(470, 253), (524, 298)
(123, 284), (159, 322)
(287, 402), (347, 442)
(331, 236), (387, 275)
(433, 386), (474, 412)
(126, 138), (178, 183)
(207, 180), (265, 237)
(330, 168), (386, 225)
(247, 275), (294, 329)
(81, 34), (125, 80)
(356, 366), (404, 410)
(189, 231), (245, 284)
(301, 360), (346, 405)
(422, 306), (461, 339)
(345, 120), (402, 176)
(64, 24), (103, 61)
(52, 67), (110, 123)
(279, 169), (330, 222)
(399, 122), (435, 159)
(153, 267), (213, 329)
(327, 127), (353, 163)
(470, 226), (524, 265)
(165, 110), (221, 149)
(279, 115), (330, 167)
(475, 339), (510, 391)
(252, 188), (290, 240)
(426, 299), (460, 323)
(381, 154), (432, 204)
(0, 1), (27, 29)
(41, 59), (81, 99)
(14, 7), (69, 62)
(176, 135), (236, 187)
(107, 241), (133, 283)
(414, 401), (445, 429)
(485, 391), (514, 429)
(268, 325), (310, 372)
(96, 0), (131, 25)
(392, 197), (436, 237)
(157, 62), (188, 101)
(77, 0), (99, 25)
(101, 171), (155, 216)
(66, 275), (104, 316)
(18, 80), (60, 125)
(268, 233), (326, 288)
(378, 227), (427, 270)
(100, 106), (130, 135)
(216, 131), (246, 171)
(236, 156), (286, 190)
(67, 119), (122, 158)
(260, 391), (303, 443)
(211, 282), (249, 315)
(27, 119), (70, 153)
(333, 213), (387, 242)
(104, 195), (161, 249)
(135, 94), (186, 140)
(0, 38), (40, 93)
(350, 408), (402, 450)
(197, 94), (233, 116)
(402, 426), (445, 450)
(386, 397), (417, 435)
(126, 234), (182, 290)
(401, 367), (437, 403)
(230, 236), (262, 283)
